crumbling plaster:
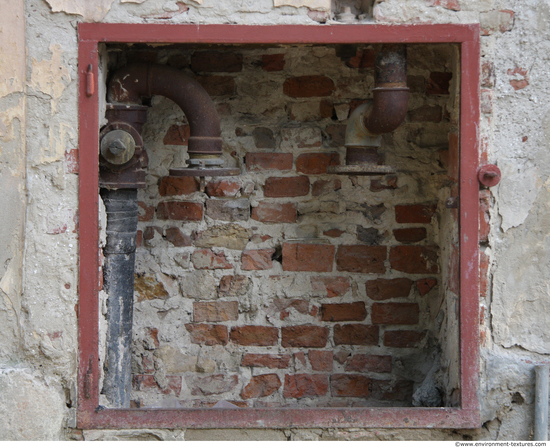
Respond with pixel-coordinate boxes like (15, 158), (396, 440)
(0, 0), (548, 441)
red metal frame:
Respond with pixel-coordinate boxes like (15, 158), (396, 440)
(77, 23), (480, 429)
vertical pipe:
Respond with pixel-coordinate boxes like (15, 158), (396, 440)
(535, 364), (549, 441)
(100, 188), (139, 408)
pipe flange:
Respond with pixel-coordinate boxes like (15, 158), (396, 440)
(169, 167), (241, 177)
(327, 164), (396, 175)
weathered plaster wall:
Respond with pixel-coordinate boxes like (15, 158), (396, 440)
(1, 0), (549, 441)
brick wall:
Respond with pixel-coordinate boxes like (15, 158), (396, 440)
(102, 42), (458, 408)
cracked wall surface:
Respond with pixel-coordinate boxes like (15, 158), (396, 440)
(1, 0), (550, 441)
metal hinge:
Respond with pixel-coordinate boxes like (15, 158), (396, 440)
(86, 64), (95, 97)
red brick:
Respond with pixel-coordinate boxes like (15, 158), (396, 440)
(371, 303), (419, 325)
(310, 276), (350, 298)
(284, 374), (328, 398)
(193, 301), (239, 322)
(143, 226), (161, 242)
(312, 179), (342, 197)
(191, 374), (239, 396)
(365, 278), (413, 301)
(345, 354), (392, 373)
(132, 374), (182, 395)
(138, 201), (155, 221)
(230, 326), (279, 346)
(393, 227), (427, 243)
(416, 278), (437, 296)
(283, 75), (335, 98)
(282, 325), (329, 348)
(241, 249), (275, 270)
(508, 67), (529, 91)
(480, 251), (490, 297)
(371, 379), (414, 402)
(264, 176), (310, 197)
(296, 152), (339, 175)
(323, 228), (344, 238)
(163, 124), (190, 145)
(197, 75), (236, 96)
(426, 72), (452, 95)
(336, 245), (386, 274)
(246, 153), (293, 172)
(192, 249), (233, 270)
(191, 51), (243, 72)
(309, 350), (333, 371)
(185, 323), (228, 346)
(159, 176), (199, 196)
(157, 202), (203, 221)
(330, 374), (371, 398)
(384, 330), (426, 348)
(164, 227), (192, 247)
(251, 202), (297, 223)
(320, 302), (367, 322)
(408, 105), (442, 122)
(241, 374), (282, 399)
(389, 246), (439, 274)
(333, 324), (379, 346)
(282, 243), (335, 272)
(65, 148), (78, 173)
(395, 204), (437, 224)
(261, 54), (285, 71)
(206, 180), (241, 197)
(241, 354), (291, 369)
(218, 275), (252, 297)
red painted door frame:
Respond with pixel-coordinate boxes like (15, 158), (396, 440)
(77, 23), (480, 429)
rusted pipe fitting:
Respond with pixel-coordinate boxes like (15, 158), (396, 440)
(107, 63), (223, 158)
(364, 44), (409, 135)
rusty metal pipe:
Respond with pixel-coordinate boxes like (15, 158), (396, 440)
(107, 63), (222, 157)
(364, 44), (409, 135)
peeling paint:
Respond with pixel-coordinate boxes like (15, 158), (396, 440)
(44, 0), (117, 22)
(273, 0), (331, 12)
(497, 161), (540, 232)
(29, 44), (71, 115)
(0, 0), (25, 97)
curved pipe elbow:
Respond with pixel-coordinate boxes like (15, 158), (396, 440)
(363, 44), (409, 136)
(363, 87), (409, 135)
(107, 63), (222, 157)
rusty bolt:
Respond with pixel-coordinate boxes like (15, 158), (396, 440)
(478, 164), (501, 187)
(100, 129), (136, 165)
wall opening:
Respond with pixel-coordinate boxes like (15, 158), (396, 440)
(78, 24), (480, 429)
